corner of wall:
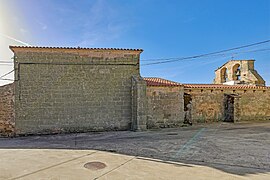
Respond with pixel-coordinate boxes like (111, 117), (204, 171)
(131, 75), (147, 131)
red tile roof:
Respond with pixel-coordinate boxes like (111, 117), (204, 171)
(9, 46), (143, 52)
(143, 77), (182, 87)
(143, 77), (269, 89)
(183, 84), (270, 89)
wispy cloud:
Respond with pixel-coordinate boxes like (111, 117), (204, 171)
(19, 28), (28, 34)
(36, 21), (48, 30)
(42, 25), (47, 30)
(77, 0), (132, 47)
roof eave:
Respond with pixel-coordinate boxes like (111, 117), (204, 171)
(9, 46), (144, 52)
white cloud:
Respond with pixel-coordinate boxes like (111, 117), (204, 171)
(36, 21), (48, 30)
(77, 0), (132, 47)
(19, 28), (28, 34)
(42, 25), (47, 30)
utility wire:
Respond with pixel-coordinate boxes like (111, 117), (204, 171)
(0, 48), (268, 65)
(142, 40), (270, 61)
(233, 48), (270, 55)
(141, 48), (270, 62)
(0, 48), (268, 81)
(141, 40), (270, 65)
(0, 40), (269, 67)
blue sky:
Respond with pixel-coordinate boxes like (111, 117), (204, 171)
(0, 0), (269, 85)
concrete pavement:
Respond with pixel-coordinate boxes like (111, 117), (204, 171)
(0, 149), (269, 180)
(1, 122), (270, 176)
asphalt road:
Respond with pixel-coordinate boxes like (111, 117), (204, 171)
(1, 122), (270, 176)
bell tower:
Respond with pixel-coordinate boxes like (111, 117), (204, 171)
(214, 60), (265, 86)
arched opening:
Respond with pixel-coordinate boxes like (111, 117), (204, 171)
(184, 93), (192, 125)
(224, 94), (240, 123)
(221, 67), (228, 83)
(232, 64), (241, 81)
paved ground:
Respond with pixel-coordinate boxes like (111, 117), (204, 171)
(0, 122), (270, 179)
(1, 149), (269, 180)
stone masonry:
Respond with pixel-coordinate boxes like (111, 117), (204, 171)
(1, 48), (270, 136)
(131, 76), (147, 131)
(214, 60), (265, 86)
(10, 46), (142, 135)
(144, 78), (184, 128)
(0, 83), (15, 136)
(184, 84), (270, 123)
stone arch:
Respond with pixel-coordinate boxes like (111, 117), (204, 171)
(232, 64), (241, 80)
(220, 67), (228, 83)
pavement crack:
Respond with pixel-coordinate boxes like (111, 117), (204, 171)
(93, 156), (136, 180)
(9, 151), (98, 180)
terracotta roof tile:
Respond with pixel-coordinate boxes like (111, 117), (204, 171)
(183, 84), (270, 89)
(143, 77), (269, 89)
(9, 46), (143, 52)
(143, 77), (182, 87)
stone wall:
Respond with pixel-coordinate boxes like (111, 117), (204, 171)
(7, 46), (269, 136)
(11, 47), (142, 135)
(131, 76), (147, 131)
(184, 89), (224, 123)
(214, 60), (265, 86)
(238, 90), (270, 121)
(184, 88), (270, 123)
(146, 86), (184, 128)
(0, 83), (15, 136)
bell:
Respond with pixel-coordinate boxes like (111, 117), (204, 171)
(236, 70), (241, 76)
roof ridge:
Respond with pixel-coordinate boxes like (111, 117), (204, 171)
(183, 83), (260, 86)
(143, 77), (182, 87)
(183, 84), (270, 89)
(9, 46), (143, 51)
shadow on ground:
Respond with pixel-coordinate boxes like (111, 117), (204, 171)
(0, 122), (270, 176)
